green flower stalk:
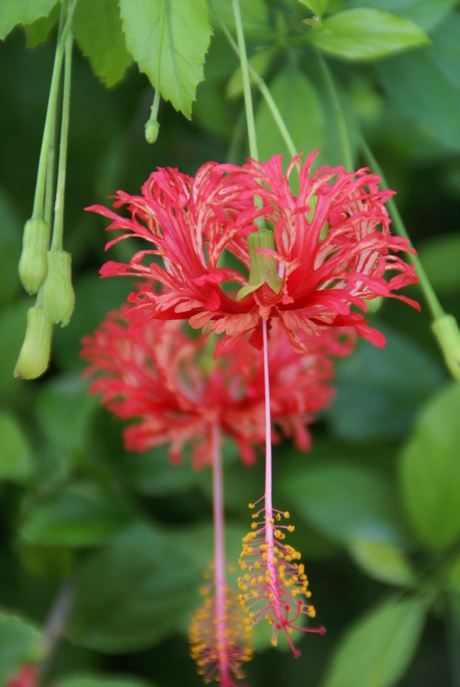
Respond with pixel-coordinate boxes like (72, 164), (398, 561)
(42, 22), (75, 328)
(18, 2), (76, 295)
(145, 0), (165, 143)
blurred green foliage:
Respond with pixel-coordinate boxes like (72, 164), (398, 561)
(1, 0), (460, 686)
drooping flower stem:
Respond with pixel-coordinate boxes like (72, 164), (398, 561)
(316, 53), (353, 171)
(32, 0), (76, 220)
(359, 136), (443, 320)
(145, 0), (166, 143)
(51, 23), (73, 252)
(232, 0), (259, 161)
(211, 3), (297, 158)
(360, 137), (460, 379)
(36, 578), (75, 683)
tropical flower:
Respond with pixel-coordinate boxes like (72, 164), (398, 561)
(82, 307), (348, 683)
(87, 151), (419, 353)
(80, 303), (350, 468)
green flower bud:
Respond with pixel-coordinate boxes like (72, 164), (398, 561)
(18, 217), (50, 294)
(431, 314), (460, 381)
(14, 307), (52, 380)
(366, 296), (383, 313)
(145, 118), (160, 144)
(236, 229), (283, 301)
(42, 250), (75, 326)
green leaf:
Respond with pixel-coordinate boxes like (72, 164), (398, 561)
(280, 463), (408, 546)
(299, 0), (329, 19)
(0, 0), (57, 40)
(53, 274), (132, 372)
(346, 0), (457, 32)
(307, 8), (430, 61)
(0, 412), (33, 483)
(169, 522), (244, 573)
(255, 67), (324, 161)
(24, 1), (59, 47)
(327, 323), (443, 441)
(418, 233), (460, 293)
(55, 674), (159, 687)
(67, 522), (200, 652)
(348, 539), (416, 587)
(321, 596), (426, 687)
(18, 542), (74, 579)
(119, 0), (212, 118)
(447, 552), (460, 593)
(0, 610), (42, 685)
(20, 482), (132, 547)
(376, 14), (460, 151)
(116, 445), (200, 496)
(0, 190), (22, 307)
(73, 0), (132, 87)
(36, 375), (97, 456)
(399, 381), (460, 551)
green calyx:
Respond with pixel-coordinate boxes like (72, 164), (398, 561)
(14, 307), (52, 380)
(236, 229), (283, 301)
(366, 296), (384, 313)
(18, 217), (50, 294)
(42, 250), (75, 326)
(431, 314), (460, 381)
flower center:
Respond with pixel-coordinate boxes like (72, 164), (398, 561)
(236, 229), (283, 301)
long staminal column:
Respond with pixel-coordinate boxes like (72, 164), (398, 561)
(189, 422), (253, 686)
(238, 320), (325, 657)
(213, 420), (232, 683)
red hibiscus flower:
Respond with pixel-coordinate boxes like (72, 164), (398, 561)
(88, 152), (419, 353)
(81, 305), (351, 469)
